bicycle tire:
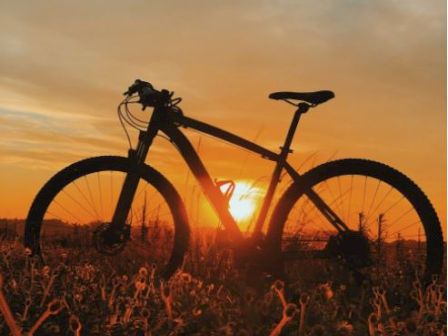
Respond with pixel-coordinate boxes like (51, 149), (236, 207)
(25, 156), (190, 279)
(266, 158), (444, 281)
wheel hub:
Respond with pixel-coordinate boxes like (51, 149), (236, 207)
(92, 223), (131, 255)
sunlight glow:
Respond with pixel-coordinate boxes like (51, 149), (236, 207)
(220, 181), (259, 222)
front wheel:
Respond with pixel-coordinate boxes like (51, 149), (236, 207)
(267, 159), (444, 283)
(25, 156), (190, 279)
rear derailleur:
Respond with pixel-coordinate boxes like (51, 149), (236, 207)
(324, 230), (372, 269)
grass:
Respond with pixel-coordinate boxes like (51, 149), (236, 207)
(0, 228), (446, 335)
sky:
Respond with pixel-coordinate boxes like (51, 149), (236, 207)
(0, 1), (446, 233)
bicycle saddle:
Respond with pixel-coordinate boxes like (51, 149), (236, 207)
(269, 90), (334, 105)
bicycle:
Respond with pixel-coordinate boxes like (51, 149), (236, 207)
(25, 79), (444, 282)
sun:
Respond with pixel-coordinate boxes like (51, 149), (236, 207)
(229, 197), (256, 221)
(220, 181), (260, 222)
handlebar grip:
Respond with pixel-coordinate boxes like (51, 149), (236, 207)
(123, 79), (154, 96)
(123, 79), (139, 96)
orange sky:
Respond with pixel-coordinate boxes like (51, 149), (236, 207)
(0, 1), (446, 235)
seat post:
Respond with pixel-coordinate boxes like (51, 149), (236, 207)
(280, 103), (309, 160)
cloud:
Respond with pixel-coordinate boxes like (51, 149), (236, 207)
(0, 106), (121, 167)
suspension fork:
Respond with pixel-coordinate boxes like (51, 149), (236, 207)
(109, 108), (162, 231)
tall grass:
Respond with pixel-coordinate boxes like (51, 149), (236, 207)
(0, 228), (445, 335)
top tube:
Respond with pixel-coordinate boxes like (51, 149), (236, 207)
(170, 112), (280, 162)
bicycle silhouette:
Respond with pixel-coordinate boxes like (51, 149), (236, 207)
(25, 79), (443, 281)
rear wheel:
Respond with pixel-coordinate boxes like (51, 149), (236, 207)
(268, 159), (444, 283)
(25, 156), (190, 279)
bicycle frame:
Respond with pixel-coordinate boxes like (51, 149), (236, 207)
(111, 103), (349, 245)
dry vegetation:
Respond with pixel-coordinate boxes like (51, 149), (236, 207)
(0, 228), (446, 336)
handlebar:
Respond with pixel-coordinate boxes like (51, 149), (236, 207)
(124, 79), (175, 110)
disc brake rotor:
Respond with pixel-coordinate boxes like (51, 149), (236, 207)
(92, 223), (131, 255)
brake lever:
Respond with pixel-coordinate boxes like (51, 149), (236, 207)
(139, 85), (157, 111)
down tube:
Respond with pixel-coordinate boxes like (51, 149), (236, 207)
(162, 124), (244, 243)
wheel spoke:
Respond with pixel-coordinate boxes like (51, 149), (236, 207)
(53, 199), (83, 224)
(97, 172), (104, 221)
(73, 180), (102, 222)
(387, 206), (415, 227)
(365, 179), (381, 220)
(83, 175), (101, 222)
(61, 189), (98, 220)
(362, 176), (368, 213)
(346, 175), (354, 227)
(323, 179), (345, 220)
(364, 185), (393, 225)
(110, 171), (114, 216)
(337, 175), (344, 220)
(381, 195), (404, 215)
(390, 219), (422, 236)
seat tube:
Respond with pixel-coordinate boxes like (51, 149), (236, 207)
(253, 110), (303, 237)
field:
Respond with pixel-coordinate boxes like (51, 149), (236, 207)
(0, 225), (445, 336)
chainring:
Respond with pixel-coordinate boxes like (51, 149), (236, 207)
(324, 231), (372, 269)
